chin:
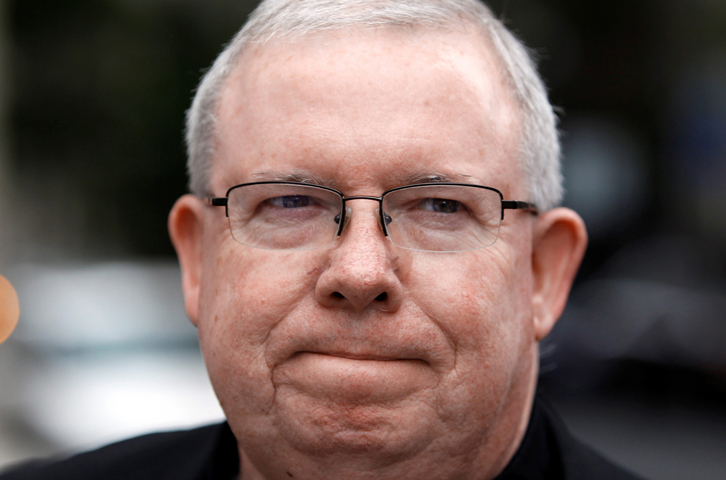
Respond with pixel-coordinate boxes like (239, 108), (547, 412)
(275, 399), (436, 461)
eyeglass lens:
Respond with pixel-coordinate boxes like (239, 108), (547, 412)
(226, 183), (503, 252)
(383, 185), (501, 252)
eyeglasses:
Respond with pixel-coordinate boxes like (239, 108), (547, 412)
(208, 182), (537, 253)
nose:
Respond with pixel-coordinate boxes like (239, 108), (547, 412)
(315, 203), (404, 313)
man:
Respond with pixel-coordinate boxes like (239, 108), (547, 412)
(2, 0), (643, 479)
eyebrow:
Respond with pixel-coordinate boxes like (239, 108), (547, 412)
(251, 171), (332, 185)
(249, 170), (478, 188)
(399, 171), (474, 185)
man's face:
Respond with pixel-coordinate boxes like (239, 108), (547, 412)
(193, 29), (542, 479)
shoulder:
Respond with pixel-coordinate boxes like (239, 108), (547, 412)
(538, 399), (646, 480)
(0, 422), (237, 480)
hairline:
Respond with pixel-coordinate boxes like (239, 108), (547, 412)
(186, 1), (562, 210)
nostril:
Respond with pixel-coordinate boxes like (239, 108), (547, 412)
(332, 292), (345, 299)
(375, 292), (388, 302)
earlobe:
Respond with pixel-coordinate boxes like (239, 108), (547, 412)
(168, 194), (206, 326)
(531, 207), (588, 341)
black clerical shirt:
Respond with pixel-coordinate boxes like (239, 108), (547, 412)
(0, 396), (644, 480)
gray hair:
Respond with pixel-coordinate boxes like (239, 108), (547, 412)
(186, 0), (563, 210)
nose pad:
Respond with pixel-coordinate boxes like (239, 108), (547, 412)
(335, 206), (352, 236)
(343, 206), (352, 231)
(334, 207), (353, 236)
(376, 208), (392, 235)
(376, 209), (392, 235)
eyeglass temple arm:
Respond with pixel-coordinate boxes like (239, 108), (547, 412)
(208, 197), (229, 216)
(501, 200), (538, 220)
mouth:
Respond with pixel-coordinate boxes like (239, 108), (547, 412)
(264, 312), (457, 375)
(273, 349), (437, 406)
(290, 351), (424, 363)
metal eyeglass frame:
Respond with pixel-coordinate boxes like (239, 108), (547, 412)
(208, 181), (537, 246)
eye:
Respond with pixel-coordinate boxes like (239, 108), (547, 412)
(266, 195), (312, 208)
(419, 198), (461, 213)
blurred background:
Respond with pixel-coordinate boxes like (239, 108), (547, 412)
(0, 0), (724, 478)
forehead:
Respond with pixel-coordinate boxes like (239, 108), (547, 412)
(213, 28), (523, 194)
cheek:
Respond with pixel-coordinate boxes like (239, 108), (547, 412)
(411, 246), (530, 353)
(196, 243), (321, 415)
(201, 241), (323, 330)
(407, 246), (534, 435)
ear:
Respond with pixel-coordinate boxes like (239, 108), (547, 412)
(531, 207), (588, 341)
(168, 194), (207, 326)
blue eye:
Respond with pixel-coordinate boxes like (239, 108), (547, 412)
(420, 198), (461, 213)
(267, 195), (312, 208)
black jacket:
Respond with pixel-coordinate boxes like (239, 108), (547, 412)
(0, 397), (644, 480)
